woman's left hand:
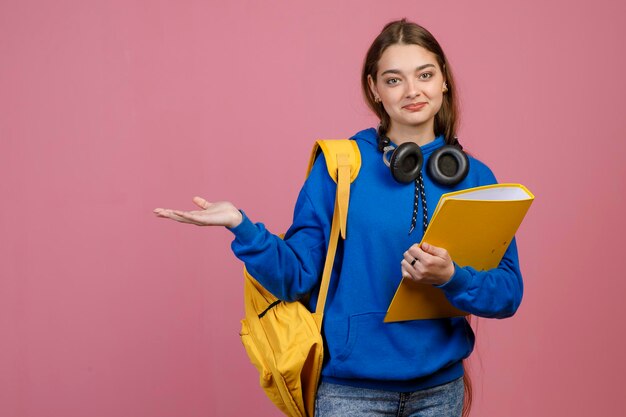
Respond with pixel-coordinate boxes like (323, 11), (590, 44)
(401, 242), (455, 286)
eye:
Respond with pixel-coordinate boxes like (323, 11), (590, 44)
(385, 78), (401, 85)
(419, 72), (433, 80)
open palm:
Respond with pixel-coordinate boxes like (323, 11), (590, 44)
(153, 197), (242, 228)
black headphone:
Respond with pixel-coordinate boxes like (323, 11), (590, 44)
(378, 134), (469, 186)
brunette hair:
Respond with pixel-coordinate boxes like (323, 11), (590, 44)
(361, 19), (463, 150)
(362, 19), (472, 416)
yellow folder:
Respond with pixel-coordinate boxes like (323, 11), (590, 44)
(384, 183), (535, 322)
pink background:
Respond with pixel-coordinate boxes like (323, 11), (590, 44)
(2, 0), (625, 416)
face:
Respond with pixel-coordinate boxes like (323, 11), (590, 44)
(368, 43), (446, 139)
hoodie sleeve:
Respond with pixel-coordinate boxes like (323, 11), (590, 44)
(436, 238), (524, 318)
(434, 159), (524, 318)
(227, 156), (331, 302)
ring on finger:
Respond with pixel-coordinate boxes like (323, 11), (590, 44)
(410, 257), (419, 267)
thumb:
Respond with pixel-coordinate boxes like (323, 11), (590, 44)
(421, 242), (447, 257)
(192, 196), (210, 209)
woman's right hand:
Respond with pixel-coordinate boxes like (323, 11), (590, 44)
(153, 197), (243, 229)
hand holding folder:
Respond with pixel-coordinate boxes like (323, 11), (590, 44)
(384, 183), (534, 322)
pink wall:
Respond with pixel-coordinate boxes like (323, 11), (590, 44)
(2, 0), (625, 416)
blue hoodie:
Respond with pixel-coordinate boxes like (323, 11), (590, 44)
(229, 127), (523, 392)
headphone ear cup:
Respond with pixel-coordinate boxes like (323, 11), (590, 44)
(427, 146), (469, 186)
(389, 142), (424, 183)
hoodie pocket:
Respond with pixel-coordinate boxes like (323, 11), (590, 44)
(326, 312), (472, 381)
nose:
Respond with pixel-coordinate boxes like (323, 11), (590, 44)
(405, 78), (420, 98)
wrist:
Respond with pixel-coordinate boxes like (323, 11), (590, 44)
(228, 209), (243, 229)
(438, 264), (455, 286)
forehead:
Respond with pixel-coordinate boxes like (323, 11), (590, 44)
(377, 44), (439, 75)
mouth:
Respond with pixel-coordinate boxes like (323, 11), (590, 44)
(402, 102), (427, 111)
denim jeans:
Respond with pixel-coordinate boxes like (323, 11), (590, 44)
(314, 377), (464, 417)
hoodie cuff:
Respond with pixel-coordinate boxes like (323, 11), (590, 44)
(227, 210), (259, 245)
(434, 262), (471, 295)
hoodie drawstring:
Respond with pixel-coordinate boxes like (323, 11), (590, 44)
(408, 172), (429, 235)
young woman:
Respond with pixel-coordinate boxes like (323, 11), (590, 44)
(154, 19), (523, 417)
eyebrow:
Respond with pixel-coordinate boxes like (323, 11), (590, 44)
(380, 64), (436, 76)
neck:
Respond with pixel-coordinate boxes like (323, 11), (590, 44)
(386, 123), (436, 147)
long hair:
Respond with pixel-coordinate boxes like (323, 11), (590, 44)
(361, 19), (472, 416)
(361, 19), (463, 150)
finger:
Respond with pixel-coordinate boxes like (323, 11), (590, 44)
(403, 252), (419, 268)
(154, 208), (177, 218)
(400, 259), (421, 281)
(172, 210), (204, 222)
(154, 208), (186, 219)
(421, 242), (448, 258)
(400, 262), (412, 280)
(407, 244), (427, 261)
(154, 208), (180, 216)
(406, 243), (426, 258)
(192, 196), (211, 210)
(415, 247), (438, 268)
(409, 247), (442, 271)
(173, 209), (221, 227)
(159, 209), (202, 225)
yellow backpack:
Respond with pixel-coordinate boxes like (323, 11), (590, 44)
(239, 139), (361, 417)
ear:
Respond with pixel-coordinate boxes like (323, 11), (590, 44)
(367, 74), (379, 100)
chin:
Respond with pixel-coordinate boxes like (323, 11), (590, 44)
(403, 117), (432, 127)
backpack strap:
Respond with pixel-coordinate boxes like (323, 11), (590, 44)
(307, 140), (361, 183)
(307, 140), (361, 239)
(307, 140), (361, 316)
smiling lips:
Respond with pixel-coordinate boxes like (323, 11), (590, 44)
(403, 102), (427, 111)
